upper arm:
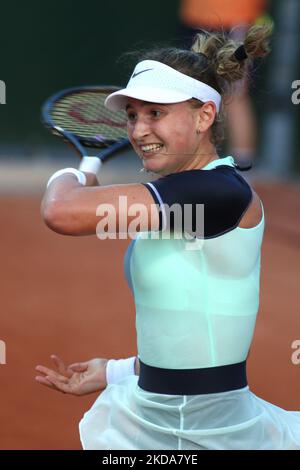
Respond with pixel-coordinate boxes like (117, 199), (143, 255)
(44, 182), (160, 236)
(143, 169), (253, 238)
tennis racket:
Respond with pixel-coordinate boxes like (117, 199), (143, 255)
(41, 86), (130, 163)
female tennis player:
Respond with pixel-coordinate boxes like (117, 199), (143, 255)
(36, 25), (300, 450)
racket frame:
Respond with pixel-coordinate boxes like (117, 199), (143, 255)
(41, 85), (130, 161)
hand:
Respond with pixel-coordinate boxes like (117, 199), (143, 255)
(79, 156), (101, 186)
(35, 354), (108, 396)
(82, 172), (100, 186)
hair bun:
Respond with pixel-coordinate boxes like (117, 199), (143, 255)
(234, 45), (248, 62)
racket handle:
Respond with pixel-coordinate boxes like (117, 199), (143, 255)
(79, 156), (102, 175)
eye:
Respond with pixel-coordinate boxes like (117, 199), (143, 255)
(126, 111), (137, 122)
(150, 109), (162, 118)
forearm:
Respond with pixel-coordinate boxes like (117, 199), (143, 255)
(41, 171), (100, 235)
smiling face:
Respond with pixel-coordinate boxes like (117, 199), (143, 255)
(126, 98), (217, 176)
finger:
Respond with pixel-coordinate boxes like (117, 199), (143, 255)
(50, 354), (67, 373)
(36, 375), (69, 395)
(35, 375), (57, 389)
(51, 354), (74, 378)
(45, 375), (71, 394)
(35, 365), (69, 383)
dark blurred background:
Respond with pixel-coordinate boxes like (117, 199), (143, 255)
(0, 1), (180, 152)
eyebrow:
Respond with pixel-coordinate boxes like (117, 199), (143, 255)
(125, 102), (166, 111)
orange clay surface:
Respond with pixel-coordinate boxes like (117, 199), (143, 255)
(0, 180), (299, 449)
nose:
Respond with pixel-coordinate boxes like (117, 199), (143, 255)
(130, 117), (150, 141)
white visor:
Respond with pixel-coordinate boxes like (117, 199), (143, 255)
(105, 60), (221, 113)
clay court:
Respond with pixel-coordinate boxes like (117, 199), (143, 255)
(0, 176), (300, 449)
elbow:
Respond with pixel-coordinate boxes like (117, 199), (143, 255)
(41, 200), (77, 235)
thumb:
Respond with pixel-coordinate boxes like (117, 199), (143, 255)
(68, 362), (88, 372)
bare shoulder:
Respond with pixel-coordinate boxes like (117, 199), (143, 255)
(238, 187), (263, 229)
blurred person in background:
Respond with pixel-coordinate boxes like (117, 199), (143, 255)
(179, 0), (270, 171)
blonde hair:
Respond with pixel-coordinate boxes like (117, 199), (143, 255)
(191, 25), (272, 85)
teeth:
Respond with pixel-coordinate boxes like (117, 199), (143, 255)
(141, 144), (163, 152)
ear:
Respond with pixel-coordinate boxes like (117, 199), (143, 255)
(196, 102), (217, 133)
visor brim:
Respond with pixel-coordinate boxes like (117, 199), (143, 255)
(105, 87), (193, 111)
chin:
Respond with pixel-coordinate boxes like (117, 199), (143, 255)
(143, 154), (172, 175)
(143, 162), (163, 175)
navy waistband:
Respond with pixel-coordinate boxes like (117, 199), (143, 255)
(138, 360), (247, 395)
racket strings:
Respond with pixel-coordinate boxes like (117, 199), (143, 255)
(50, 91), (128, 146)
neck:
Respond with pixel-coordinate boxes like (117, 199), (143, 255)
(177, 142), (219, 172)
(191, 135), (219, 170)
(156, 151), (219, 177)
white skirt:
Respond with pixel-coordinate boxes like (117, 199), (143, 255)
(79, 375), (300, 450)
